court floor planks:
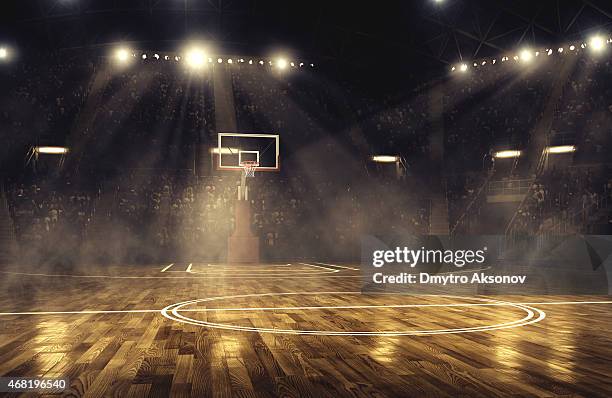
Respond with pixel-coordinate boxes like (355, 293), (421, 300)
(0, 262), (610, 397)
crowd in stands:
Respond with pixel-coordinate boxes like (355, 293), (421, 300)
(6, 178), (94, 257)
(0, 52), (93, 169)
(444, 60), (559, 171)
(3, 49), (612, 262)
(512, 166), (612, 234)
(4, 172), (429, 262)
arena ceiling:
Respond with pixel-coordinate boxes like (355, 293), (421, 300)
(2, 0), (612, 72)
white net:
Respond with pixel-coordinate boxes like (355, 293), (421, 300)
(241, 161), (259, 178)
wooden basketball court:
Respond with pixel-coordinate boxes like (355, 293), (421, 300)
(0, 262), (610, 397)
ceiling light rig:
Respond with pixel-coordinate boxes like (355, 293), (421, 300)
(452, 34), (610, 75)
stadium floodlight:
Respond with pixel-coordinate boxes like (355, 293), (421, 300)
(0, 47), (8, 59)
(546, 145), (576, 154)
(569, 45), (576, 51)
(259, 60), (264, 65)
(372, 155), (400, 163)
(558, 47), (564, 53)
(493, 150), (521, 159)
(185, 48), (206, 69)
(217, 58), (223, 63)
(519, 49), (533, 62)
(248, 59), (253, 64)
(547, 49), (553, 55)
(142, 53), (147, 60)
(115, 48), (130, 63)
(589, 35), (605, 52)
(228, 59), (233, 64)
(459, 63), (468, 72)
(154, 53), (160, 60)
(277, 58), (288, 69)
(34, 146), (69, 155)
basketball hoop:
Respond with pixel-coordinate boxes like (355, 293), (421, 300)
(240, 161), (259, 178)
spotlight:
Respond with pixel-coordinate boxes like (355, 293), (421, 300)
(217, 58), (223, 63)
(186, 48), (206, 69)
(459, 63), (468, 72)
(569, 45), (575, 51)
(451, 66), (456, 72)
(154, 53), (160, 59)
(290, 62), (295, 67)
(547, 49), (553, 55)
(299, 62), (304, 67)
(34, 146), (69, 155)
(546, 145), (576, 154)
(228, 59), (233, 64)
(493, 150), (521, 159)
(372, 155), (400, 163)
(535, 51), (539, 56)
(589, 35), (605, 52)
(519, 49), (533, 62)
(208, 58), (213, 63)
(513, 55), (519, 61)
(276, 58), (287, 69)
(259, 60), (264, 65)
(248, 59), (253, 64)
(142, 53), (147, 60)
(310, 63), (314, 67)
(174, 56), (180, 61)
(0, 47), (7, 59)
(558, 47), (564, 53)
(473, 62), (478, 67)
(481, 61), (486, 65)
(581, 43), (586, 49)
(115, 48), (130, 64)
(164, 55), (169, 60)
(492, 59), (496, 64)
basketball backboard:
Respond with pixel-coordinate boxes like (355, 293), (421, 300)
(217, 133), (280, 172)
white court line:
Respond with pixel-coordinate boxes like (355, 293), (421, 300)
(0, 309), (160, 316)
(162, 292), (547, 336)
(315, 262), (360, 271)
(160, 263), (174, 272)
(186, 263), (193, 273)
(178, 300), (612, 312)
(301, 263), (340, 273)
(0, 300), (610, 317)
(0, 270), (362, 280)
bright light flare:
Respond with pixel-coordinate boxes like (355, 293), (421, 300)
(186, 48), (206, 69)
(277, 58), (288, 69)
(589, 35), (605, 52)
(35, 146), (69, 155)
(0, 47), (8, 59)
(546, 145), (576, 154)
(520, 49), (533, 62)
(372, 155), (400, 163)
(115, 48), (130, 63)
(459, 63), (468, 72)
(493, 150), (521, 159)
